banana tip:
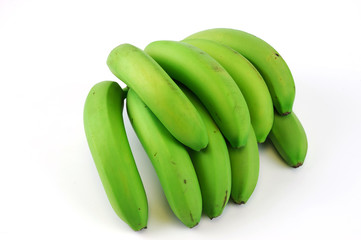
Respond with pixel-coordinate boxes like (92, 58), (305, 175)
(233, 200), (246, 205)
(209, 216), (216, 220)
(134, 226), (147, 231)
(189, 222), (199, 229)
(293, 162), (303, 168)
(209, 214), (221, 220)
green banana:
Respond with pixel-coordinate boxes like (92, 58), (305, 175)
(107, 43), (208, 151)
(268, 111), (308, 168)
(83, 81), (148, 231)
(185, 28), (295, 115)
(228, 127), (259, 204)
(180, 84), (231, 219)
(144, 40), (251, 148)
(182, 38), (274, 143)
(126, 89), (202, 228)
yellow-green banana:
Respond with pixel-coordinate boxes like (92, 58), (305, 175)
(182, 38), (274, 143)
(268, 111), (308, 168)
(180, 84), (231, 219)
(228, 128), (259, 204)
(144, 40), (251, 148)
(126, 89), (202, 228)
(83, 81), (148, 231)
(107, 43), (208, 151)
(185, 28), (295, 115)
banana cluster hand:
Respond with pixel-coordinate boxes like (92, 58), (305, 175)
(83, 28), (308, 230)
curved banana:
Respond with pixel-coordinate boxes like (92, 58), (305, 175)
(182, 38), (274, 143)
(83, 81), (148, 231)
(228, 127), (259, 204)
(126, 89), (202, 228)
(185, 28), (295, 115)
(144, 40), (251, 148)
(107, 43), (208, 151)
(268, 111), (308, 168)
(180, 84), (231, 219)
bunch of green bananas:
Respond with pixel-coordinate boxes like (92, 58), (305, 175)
(83, 28), (308, 231)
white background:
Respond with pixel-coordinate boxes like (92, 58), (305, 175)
(1, 0), (361, 239)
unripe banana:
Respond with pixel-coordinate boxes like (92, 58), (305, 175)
(126, 89), (202, 228)
(228, 128), (259, 204)
(144, 40), (251, 148)
(185, 28), (295, 115)
(107, 43), (208, 151)
(180, 84), (231, 219)
(83, 81), (148, 231)
(182, 38), (274, 143)
(268, 111), (308, 168)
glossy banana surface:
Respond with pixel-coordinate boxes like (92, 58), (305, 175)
(83, 81), (148, 231)
(126, 89), (202, 228)
(268, 111), (308, 167)
(182, 38), (274, 143)
(180, 84), (231, 219)
(107, 43), (208, 151)
(228, 128), (260, 204)
(145, 40), (251, 148)
(185, 28), (295, 115)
